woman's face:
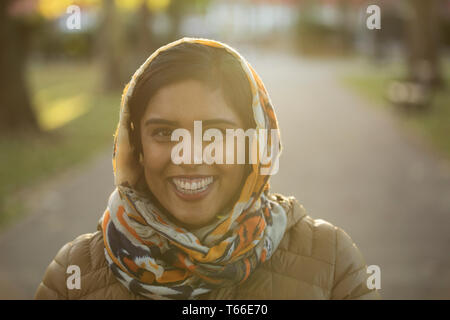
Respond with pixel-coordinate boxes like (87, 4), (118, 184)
(140, 79), (248, 229)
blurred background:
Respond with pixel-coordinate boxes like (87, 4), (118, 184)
(0, 0), (449, 299)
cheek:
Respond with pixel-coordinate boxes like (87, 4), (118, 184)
(219, 164), (246, 187)
(142, 141), (172, 176)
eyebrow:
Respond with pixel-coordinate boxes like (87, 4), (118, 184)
(144, 118), (239, 127)
(202, 118), (239, 127)
(144, 118), (179, 127)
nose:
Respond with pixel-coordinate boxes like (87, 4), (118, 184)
(169, 124), (205, 168)
(178, 133), (204, 169)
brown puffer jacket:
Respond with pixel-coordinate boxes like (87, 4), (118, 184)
(34, 194), (380, 300)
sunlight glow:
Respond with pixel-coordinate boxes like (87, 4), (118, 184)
(38, 94), (89, 131)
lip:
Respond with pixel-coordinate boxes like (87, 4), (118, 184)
(168, 175), (217, 202)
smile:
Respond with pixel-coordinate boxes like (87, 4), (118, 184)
(171, 176), (215, 199)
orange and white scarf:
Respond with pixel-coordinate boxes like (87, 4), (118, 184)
(100, 38), (287, 300)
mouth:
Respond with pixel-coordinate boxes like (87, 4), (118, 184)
(169, 175), (216, 201)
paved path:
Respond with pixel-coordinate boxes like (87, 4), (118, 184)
(1, 49), (449, 299)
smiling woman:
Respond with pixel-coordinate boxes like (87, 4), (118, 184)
(35, 38), (380, 300)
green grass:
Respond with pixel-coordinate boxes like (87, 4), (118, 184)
(341, 60), (450, 160)
(0, 61), (121, 229)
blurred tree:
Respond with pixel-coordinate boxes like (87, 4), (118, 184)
(405, 0), (444, 88)
(97, 0), (124, 90)
(294, 0), (355, 55)
(0, 0), (99, 134)
(0, 0), (214, 132)
(370, 2), (405, 63)
(136, 2), (153, 56)
(117, 0), (211, 79)
(167, 0), (211, 40)
(337, 0), (353, 54)
(125, 0), (170, 63)
(0, 0), (41, 134)
(98, 0), (173, 90)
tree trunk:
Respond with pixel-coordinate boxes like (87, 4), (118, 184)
(167, 0), (185, 41)
(136, 3), (154, 62)
(338, 0), (353, 54)
(0, 1), (40, 135)
(97, 0), (123, 91)
(406, 0), (443, 87)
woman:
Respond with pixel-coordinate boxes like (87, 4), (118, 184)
(35, 38), (380, 300)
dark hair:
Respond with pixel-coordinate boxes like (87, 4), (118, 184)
(128, 42), (254, 160)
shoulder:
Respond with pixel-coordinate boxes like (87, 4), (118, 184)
(34, 231), (137, 299)
(270, 192), (367, 267)
(262, 193), (381, 299)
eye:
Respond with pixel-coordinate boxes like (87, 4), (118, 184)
(152, 128), (173, 141)
(204, 127), (228, 137)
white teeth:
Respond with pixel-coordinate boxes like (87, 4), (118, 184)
(172, 176), (214, 194)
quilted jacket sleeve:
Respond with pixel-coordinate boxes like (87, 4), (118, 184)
(34, 241), (73, 299)
(331, 227), (381, 299)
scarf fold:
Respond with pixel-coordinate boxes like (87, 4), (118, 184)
(100, 37), (286, 300)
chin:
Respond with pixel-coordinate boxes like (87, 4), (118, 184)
(170, 208), (215, 229)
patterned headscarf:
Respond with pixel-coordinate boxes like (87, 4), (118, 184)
(100, 37), (287, 300)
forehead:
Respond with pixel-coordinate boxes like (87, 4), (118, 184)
(141, 79), (244, 125)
